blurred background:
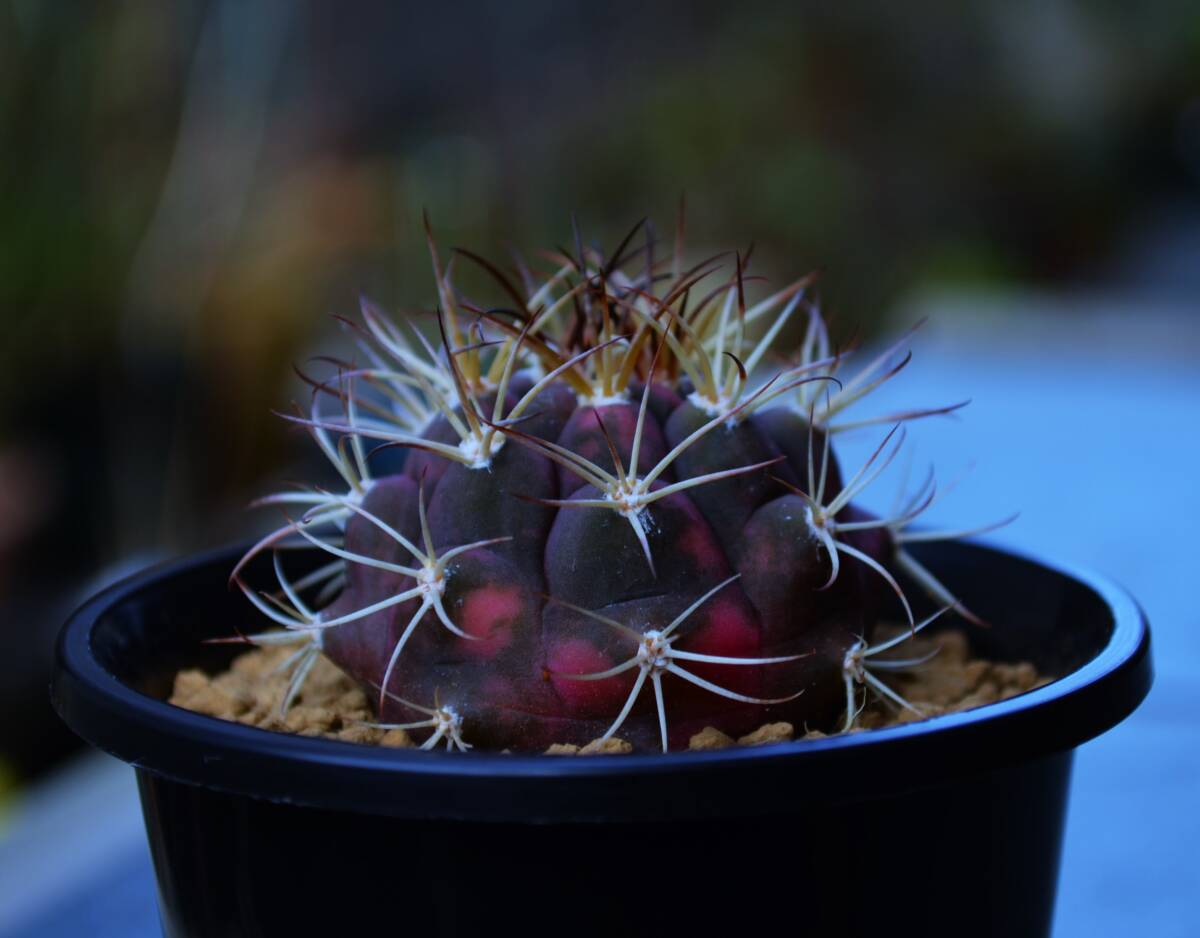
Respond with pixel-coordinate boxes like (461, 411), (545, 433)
(1, 2), (1197, 935)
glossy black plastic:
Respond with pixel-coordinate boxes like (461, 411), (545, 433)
(53, 541), (1151, 938)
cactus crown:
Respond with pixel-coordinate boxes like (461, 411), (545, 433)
(230, 212), (1003, 753)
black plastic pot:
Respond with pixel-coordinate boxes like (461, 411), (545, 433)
(53, 540), (1150, 938)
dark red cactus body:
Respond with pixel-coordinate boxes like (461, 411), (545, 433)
(544, 483), (728, 607)
(732, 492), (870, 719)
(318, 387), (875, 750)
(628, 379), (684, 427)
(553, 400), (671, 495)
(241, 223), (971, 752)
(735, 494), (851, 638)
(427, 444), (556, 589)
(320, 478), (422, 689)
(835, 502), (897, 627)
(542, 588), (769, 749)
(750, 407), (844, 503)
(516, 382), (579, 441)
(837, 503), (893, 569)
(401, 414), (462, 489)
(664, 402), (796, 544)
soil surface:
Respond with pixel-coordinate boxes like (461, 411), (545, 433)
(170, 627), (1050, 752)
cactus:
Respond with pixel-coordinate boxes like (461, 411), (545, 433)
(231, 214), (998, 753)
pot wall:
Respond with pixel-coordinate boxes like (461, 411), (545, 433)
(137, 751), (1073, 938)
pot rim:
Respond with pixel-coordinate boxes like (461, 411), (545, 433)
(52, 540), (1152, 822)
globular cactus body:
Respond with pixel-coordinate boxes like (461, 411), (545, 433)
(234, 217), (994, 752)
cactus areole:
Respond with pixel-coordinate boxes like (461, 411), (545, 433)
(233, 214), (999, 753)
